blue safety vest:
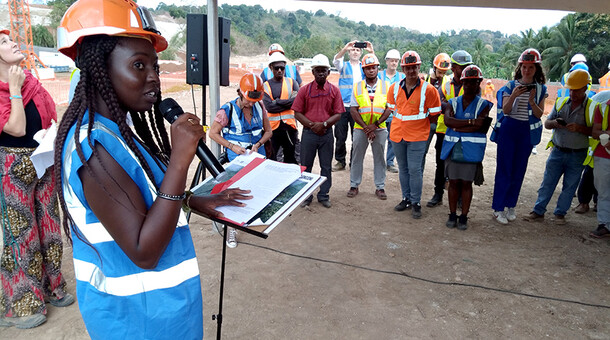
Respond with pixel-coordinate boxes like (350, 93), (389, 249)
(441, 96), (492, 163)
(490, 80), (546, 145)
(339, 61), (365, 105)
(221, 99), (265, 160)
(262, 64), (298, 82)
(379, 70), (406, 85)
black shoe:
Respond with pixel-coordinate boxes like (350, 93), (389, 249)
(426, 193), (443, 207)
(589, 224), (610, 238)
(412, 203), (422, 219)
(446, 213), (457, 228)
(394, 199), (412, 211)
(457, 215), (468, 230)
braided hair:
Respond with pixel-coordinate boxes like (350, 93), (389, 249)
(54, 35), (172, 243)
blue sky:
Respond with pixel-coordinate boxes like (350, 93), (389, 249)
(138, 0), (571, 36)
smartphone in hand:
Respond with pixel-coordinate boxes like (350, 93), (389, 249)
(354, 41), (367, 48)
(524, 84), (536, 91)
(556, 118), (567, 126)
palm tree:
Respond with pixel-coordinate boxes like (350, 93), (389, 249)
(542, 14), (578, 81)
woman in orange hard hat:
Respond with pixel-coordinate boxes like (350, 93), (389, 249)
(54, 0), (251, 338)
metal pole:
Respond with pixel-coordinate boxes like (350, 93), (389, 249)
(207, 0), (222, 158)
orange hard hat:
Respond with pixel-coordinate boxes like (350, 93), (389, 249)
(518, 48), (541, 64)
(268, 43), (285, 56)
(57, 0), (168, 61)
(401, 51), (421, 66)
(361, 53), (379, 68)
(433, 53), (451, 71)
(460, 65), (484, 80)
(239, 73), (264, 102)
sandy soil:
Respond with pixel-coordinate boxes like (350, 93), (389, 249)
(1, 79), (609, 340)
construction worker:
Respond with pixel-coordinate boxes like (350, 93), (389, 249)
(380, 48), (405, 173)
(557, 63), (595, 98)
(293, 54), (344, 208)
(263, 52), (300, 164)
(526, 69), (594, 225)
(599, 62), (610, 91)
(332, 40), (373, 171)
(387, 51), (442, 219)
(422, 52), (451, 206)
(260, 43), (302, 85)
(560, 53), (587, 86)
(347, 54), (391, 200)
(426, 50), (472, 208)
(588, 95), (610, 238)
(484, 79), (495, 102)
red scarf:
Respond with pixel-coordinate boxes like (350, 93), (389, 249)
(0, 69), (56, 132)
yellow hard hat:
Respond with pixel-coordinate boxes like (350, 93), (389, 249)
(565, 69), (590, 90)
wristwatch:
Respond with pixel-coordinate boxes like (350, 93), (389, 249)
(323, 121), (328, 127)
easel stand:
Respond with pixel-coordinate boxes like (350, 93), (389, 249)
(189, 167), (268, 340)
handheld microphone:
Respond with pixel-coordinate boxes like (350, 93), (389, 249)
(159, 98), (225, 178)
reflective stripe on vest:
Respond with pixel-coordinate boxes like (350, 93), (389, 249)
(440, 96), (489, 162)
(263, 78), (297, 130)
(584, 102), (609, 167)
(339, 61), (363, 104)
(436, 77), (463, 134)
(222, 100), (264, 147)
(354, 79), (389, 129)
(392, 81), (439, 121)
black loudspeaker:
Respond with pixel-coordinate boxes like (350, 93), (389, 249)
(186, 14), (231, 86)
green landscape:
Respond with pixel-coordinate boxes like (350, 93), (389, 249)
(34, 1), (610, 82)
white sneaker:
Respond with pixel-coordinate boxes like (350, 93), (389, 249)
(493, 211), (509, 225)
(506, 208), (517, 222)
(226, 228), (237, 248)
(532, 146), (538, 155)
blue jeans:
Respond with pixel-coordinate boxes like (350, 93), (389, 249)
(392, 140), (427, 204)
(594, 156), (610, 226)
(533, 148), (586, 216)
(386, 119), (395, 166)
(301, 128), (334, 202)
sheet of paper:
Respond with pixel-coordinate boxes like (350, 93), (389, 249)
(214, 158), (302, 224)
(30, 122), (57, 178)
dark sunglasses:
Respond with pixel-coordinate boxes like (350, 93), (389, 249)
(521, 54), (536, 62)
(403, 56), (418, 64)
(247, 91), (262, 100)
(273, 66), (285, 71)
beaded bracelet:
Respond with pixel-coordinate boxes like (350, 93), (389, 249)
(9, 95), (22, 100)
(157, 190), (186, 201)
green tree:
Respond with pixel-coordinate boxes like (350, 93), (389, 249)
(48, 0), (77, 28)
(32, 25), (55, 48)
(542, 14), (578, 81)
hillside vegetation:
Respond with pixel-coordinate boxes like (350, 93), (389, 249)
(16, 2), (610, 82)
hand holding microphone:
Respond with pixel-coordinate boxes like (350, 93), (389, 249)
(159, 98), (224, 178)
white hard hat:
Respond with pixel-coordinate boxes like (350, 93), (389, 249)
(385, 49), (400, 60)
(311, 54), (330, 68)
(570, 53), (587, 64)
(269, 52), (287, 66)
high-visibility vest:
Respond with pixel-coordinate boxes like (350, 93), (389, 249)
(220, 99), (265, 160)
(436, 77), (463, 134)
(490, 80), (547, 146)
(440, 96), (491, 163)
(380, 70), (406, 85)
(353, 79), (389, 129)
(546, 97), (598, 167)
(262, 64), (298, 83)
(424, 73), (449, 91)
(387, 80), (441, 122)
(599, 71), (610, 91)
(338, 61), (364, 105)
(263, 78), (297, 130)
(587, 102), (610, 166)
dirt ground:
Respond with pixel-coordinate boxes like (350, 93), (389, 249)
(1, 78), (609, 339)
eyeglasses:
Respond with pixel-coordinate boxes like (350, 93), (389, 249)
(521, 54), (537, 62)
(273, 66), (285, 71)
(137, 7), (161, 35)
(438, 61), (450, 68)
(403, 56), (418, 64)
(247, 91), (262, 100)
